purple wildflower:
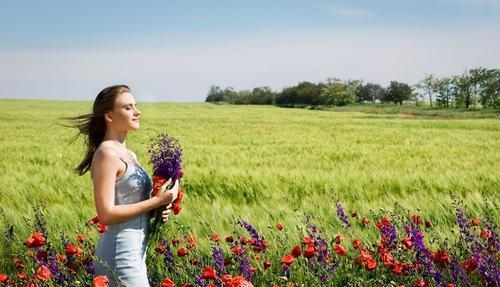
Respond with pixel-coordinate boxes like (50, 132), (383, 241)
(148, 133), (183, 182)
(240, 255), (253, 282)
(212, 245), (225, 277)
(237, 220), (266, 252)
(335, 202), (351, 228)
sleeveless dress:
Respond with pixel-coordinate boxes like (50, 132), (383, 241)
(93, 156), (153, 287)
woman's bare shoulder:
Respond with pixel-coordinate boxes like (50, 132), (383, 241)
(91, 145), (121, 176)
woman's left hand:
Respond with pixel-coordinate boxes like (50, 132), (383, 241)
(161, 204), (173, 223)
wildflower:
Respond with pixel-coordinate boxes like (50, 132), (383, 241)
(263, 260), (272, 270)
(334, 244), (346, 256)
(24, 232), (46, 248)
(161, 278), (175, 287)
(402, 236), (413, 250)
(76, 234), (85, 243)
(424, 220), (432, 228)
(480, 228), (492, 239)
(212, 233), (219, 241)
(360, 217), (370, 224)
(304, 246), (315, 258)
(93, 275), (109, 287)
(98, 223), (107, 233)
(65, 243), (83, 257)
(0, 274), (8, 282)
(186, 235), (196, 248)
(291, 245), (302, 258)
(461, 257), (477, 273)
(334, 235), (343, 244)
(336, 202), (351, 228)
(470, 218), (480, 226)
(281, 255), (295, 266)
(171, 238), (180, 245)
(35, 265), (51, 281)
(177, 248), (189, 257)
(276, 223), (284, 230)
(225, 236), (234, 243)
(155, 244), (167, 254)
(411, 214), (422, 225)
(431, 249), (451, 267)
(201, 266), (217, 280)
(352, 239), (362, 249)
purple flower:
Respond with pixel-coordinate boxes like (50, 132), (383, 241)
(148, 133), (183, 182)
(237, 220), (266, 252)
(212, 245), (225, 277)
(335, 202), (351, 228)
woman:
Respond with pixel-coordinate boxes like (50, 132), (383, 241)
(66, 85), (178, 286)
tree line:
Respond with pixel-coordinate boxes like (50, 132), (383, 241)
(205, 67), (499, 109)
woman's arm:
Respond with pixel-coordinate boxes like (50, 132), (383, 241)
(91, 147), (177, 225)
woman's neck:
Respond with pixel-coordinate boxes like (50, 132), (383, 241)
(103, 130), (128, 149)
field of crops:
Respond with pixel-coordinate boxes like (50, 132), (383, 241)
(0, 99), (498, 285)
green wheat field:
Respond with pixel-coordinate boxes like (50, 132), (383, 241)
(0, 99), (499, 269)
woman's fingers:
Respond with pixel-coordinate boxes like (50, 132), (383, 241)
(161, 209), (172, 222)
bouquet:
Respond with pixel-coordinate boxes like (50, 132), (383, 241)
(148, 133), (184, 243)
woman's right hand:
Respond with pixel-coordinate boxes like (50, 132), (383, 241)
(155, 178), (179, 206)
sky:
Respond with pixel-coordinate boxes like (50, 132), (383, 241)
(1, 0), (499, 102)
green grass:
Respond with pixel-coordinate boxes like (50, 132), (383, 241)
(0, 99), (499, 268)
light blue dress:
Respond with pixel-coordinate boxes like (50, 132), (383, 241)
(93, 158), (153, 287)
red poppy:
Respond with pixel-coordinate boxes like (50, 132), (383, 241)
(65, 243), (83, 257)
(172, 238), (180, 245)
(172, 185), (183, 215)
(446, 284), (456, 287)
(212, 233), (219, 242)
(76, 234), (85, 243)
(424, 220), (432, 228)
(13, 258), (25, 269)
(352, 239), (362, 249)
(25, 279), (37, 287)
(223, 258), (232, 266)
(190, 258), (200, 266)
(276, 223), (284, 230)
(480, 228), (492, 239)
(381, 216), (391, 225)
(263, 260), (272, 270)
(304, 246), (315, 259)
(91, 215), (101, 224)
(162, 278), (175, 287)
(231, 246), (244, 255)
(180, 284), (194, 287)
(98, 223), (107, 233)
(402, 237), (413, 250)
(411, 214), (422, 225)
(93, 275), (109, 287)
(471, 218), (480, 226)
(360, 217), (370, 224)
(364, 257), (377, 271)
(56, 254), (67, 261)
(415, 279), (428, 287)
(155, 245), (167, 254)
(16, 272), (26, 279)
(301, 236), (314, 246)
(0, 274), (8, 282)
(462, 257), (478, 273)
(291, 245), (302, 258)
(177, 248), (189, 257)
(35, 265), (51, 281)
(381, 252), (394, 267)
(432, 249), (451, 266)
(186, 235), (196, 248)
(393, 262), (403, 275)
(225, 236), (234, 243)
(281, 254), (295, 266)
(152, 176), (167, 196)
(201, 266), (217, 280)
(24, 232), (46, 248)
(334, 244), (346, 256)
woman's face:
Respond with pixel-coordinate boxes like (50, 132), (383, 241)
(106, 92), (141, 131)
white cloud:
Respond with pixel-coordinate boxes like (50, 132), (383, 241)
(0, 26), (499, 102)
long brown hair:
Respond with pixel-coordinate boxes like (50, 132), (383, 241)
(62, 85), (131, 175)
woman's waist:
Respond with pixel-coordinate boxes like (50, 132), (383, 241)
(105, 213), (151, 232)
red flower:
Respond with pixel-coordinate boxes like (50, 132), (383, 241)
(334, 244), (346, 256)
(172, 238), (180, 245)
(162, 278), (176, 287)
(231, 246), (244, 255)
(225, 236), (234, 243)
(152, 176), (167, 196)
(65, 243), (83, 257)
(415, 279), (428, 287)
(301, 236), (314, 246)
(56, 254), (67, 261)
(13, 258), (25, 269)
(447, 284), (456, 287)
(462, 257), (478, 273)
(155, 245), (167, 254)
(304, 246), (315, 258)
(25, 279), (37, 287)
(180, 284), (193, 287)
(172, 185), (183, 215)
(76, 234), (85, 243)
(381, 216), (391, 225)
(364, 257), (377, 271)
(93, 275), (109, 287)
(201, 266), (217, 280)
(0, 274), (8, 282)
(432, 249), (451, 266)
(98, 223), (107, 233)
(411, 215), (422, 225)
(177, 248), (189, 257)
(263, 260), (272, 270)
(276, 223), (284, 230)
(471, 218), (480, 226)
(16, 272), (26, 279)
(402, 236), (413, 250)
(480, 229), (492, 239)
(281, 254), (295, 266)
(334, 235), (343, 244)
(24, 232), (46, 248)
(352, 239), (362, 249)
(186, 235), (196, 248)
(190, 258), (200, 266)
(351, 212), (357, 217)
(35, 265), (51, 281)
(381, 252), (394, 267)
(291, 245), (302, 258)
(212, 233), (219, 242)
(360, 217), (370, 224)
(424, 220), (432, 228)
(393, 262), (403, 275)
(91, 215), (101, 224)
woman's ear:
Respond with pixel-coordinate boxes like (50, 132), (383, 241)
(104, 112), (113, 123)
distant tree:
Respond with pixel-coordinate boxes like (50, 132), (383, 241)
(417, 74), (436, 107)
(320, 78), (356, 106)
(296, 81), (325, 106)
(382, 81), (412, 105)
(479, 69), (500, 108)
(275, 86), (300, 106)
(205, 85), (225, 102)
(453, 72), (474, 109)
(356, 82), (384, 103)
(221, 87), (239, 104)
(434, 77), (454, 108)
(249, 87), (276, 105)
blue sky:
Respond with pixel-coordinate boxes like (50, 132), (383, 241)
(1, 0), (499, 101)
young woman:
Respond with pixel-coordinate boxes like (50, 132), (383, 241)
(66, 85), (178, 286)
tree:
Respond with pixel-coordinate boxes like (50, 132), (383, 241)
(249, 87), (276, 105)
(205, 85), (224, 102)
(434, 77), (454, 108)
(356, 82), (384, 103)
(417, 74), (436, 107)
(480, 69), (500, 108)
(320, 78), (356, 106)
(453, 72), (474, 109)
(382, 81), (412, 105)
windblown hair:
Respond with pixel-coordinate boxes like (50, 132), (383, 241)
(62, 85), (130, 175)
